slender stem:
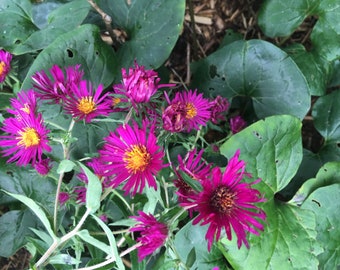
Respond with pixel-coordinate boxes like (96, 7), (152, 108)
(53, 171), (64, 233)
(77, 257), (117, 270)
(35, 208), (92, 269)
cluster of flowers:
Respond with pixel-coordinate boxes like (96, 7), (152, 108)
(0, 49), (265, 262)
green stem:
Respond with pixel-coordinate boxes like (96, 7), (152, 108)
(35, 208), (92, 269)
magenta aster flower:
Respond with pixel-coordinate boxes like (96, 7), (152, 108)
(230, 115), (247, 134)
(98, 121), (165, 195)
(7, 89), (37, 117)
(180, 150), (266, 251)
(113, 60), (174, 109)
(209, 96), (230, 124)
(0, 112), (51, 166)
(0, 49), (12, 83)
(63, 80), (112, 122)
(162, 90), (211, 132)
(130, 211), (168, 261)
(32, 64), (84, 102)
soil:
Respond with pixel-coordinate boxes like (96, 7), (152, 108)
(0, 0), (321, 269)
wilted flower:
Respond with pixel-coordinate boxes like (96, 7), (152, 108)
(0, 112), (51, 166)
(63, 81), (112, 122)
(34, 158), (52, 176)
(113, 61), (174, 109)
(98, 121), (165, 195)
(130, 211), (168, 261)
(230, 115), (247, 134)
(209, 96), (229, 124)
(180, 150), (266, 251)
(0, 49), (12, 83)
(162, 90), (211, 132)
(32, 64), (84, 102)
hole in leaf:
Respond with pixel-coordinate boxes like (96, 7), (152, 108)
(337, 142), (340, 147)
(312, 199), (321, 207)
(209, 64), (218, 78)
(95, 50), (99, 56)
(275, 160), (279, 163)
(253, 131), (262, 139)
(67, 49), (74, 58)
(14, 39), (21, 45)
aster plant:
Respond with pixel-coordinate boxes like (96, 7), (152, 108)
(0, 0), (339, 270)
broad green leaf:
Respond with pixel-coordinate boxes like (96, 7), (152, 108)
(191, 40), (310, 120)
(300, 183), (340, 269)
(173, 221), (231, 270)
(312, 90), (340, 141)
(258, 0), (320, 37)
(0, 210), (41, 257)
(220, 115), (303, 192)
(22, 24), (116, 90)
(285, 44), (333, 96)
(312, 0), (340, 61)
(92, 214), (125, 269)
(13, 0), (91, 54)
(98, 0), (185, 75)
(0, 92), (13, 110)
(57, 160), (76, 174)
(0, 0), (39, 50)
(219, 115), (322, 269)
(77, 162), (102, 213)
(0, 165), (56, 215)
(2, 191), (57, 240)
(258, 0), (340, 61)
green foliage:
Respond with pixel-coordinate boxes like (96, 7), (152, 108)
(220, 115), (323, 269)
(191, 40), (311, 120)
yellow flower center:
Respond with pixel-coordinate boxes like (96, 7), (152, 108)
(185, 102), (197, 119)
(112, 97), (121, 106)
(20, 103), (31, 114)
(77, 96), (96, 114)
(0, 61), (6, 76)
(17, 127), (40, 148)
(210, 185), (236, 215)
(123, 144), (151, 174)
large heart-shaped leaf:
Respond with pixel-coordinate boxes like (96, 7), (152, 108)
(12, 0), (91, 55)
(191, 40), (310, 120)
(284, 44), (333, 96)
(218, 115), (322, 269)
(21, 24), (116, 90)
(312, 90), (340, 162)
(0, 0), (38, 50)
(258, 0), (340, 61)
(97, 0), (185, 75)
(258, 0), (320, 37)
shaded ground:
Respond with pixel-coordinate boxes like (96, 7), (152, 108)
(0, 0), (321, 269)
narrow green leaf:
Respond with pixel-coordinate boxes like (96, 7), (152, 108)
(76, 230), (111, 256)
(191, 40), (310, 120)
(1, 191), (57, 241)
(49, 254), (81, 266)
(77, 162), (102, 213)
(92, 214), (125, 269)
